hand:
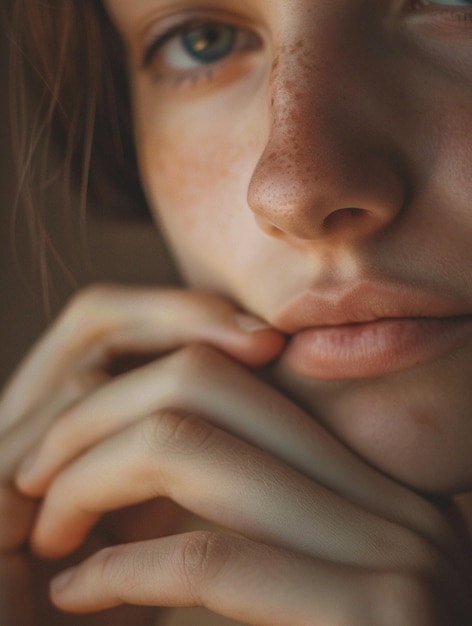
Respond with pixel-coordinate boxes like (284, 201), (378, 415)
(12, 298), (471, 624)
(0, 284), (283, 552)
(0, 548), (158, 626)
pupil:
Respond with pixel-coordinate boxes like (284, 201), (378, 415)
(183, 24), (236, 63)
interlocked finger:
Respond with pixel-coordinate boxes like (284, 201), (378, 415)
(17, 345), (457, 563)
(0, 287), (282, 432)
(50, 533), (448, 626)
(0, 370), (107, 551)
(31, 409), (443, 579)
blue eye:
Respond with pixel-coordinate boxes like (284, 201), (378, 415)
(181, 24), (237, 64)
(142, 19), (261, 82)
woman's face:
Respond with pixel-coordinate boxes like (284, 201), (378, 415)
(105, 0), (472, 495)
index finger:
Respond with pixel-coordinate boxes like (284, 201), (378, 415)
(0, 286), (284, 431)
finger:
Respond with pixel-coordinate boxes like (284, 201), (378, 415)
(30, 409), (438, 573)
(0, 286), (284, 430)
(0, 371), (106, 552)
(0, 544), (158, 626)
(16, 345), (456, 561)
(0, 369), (108, 480)
(49, 534), (443, 626)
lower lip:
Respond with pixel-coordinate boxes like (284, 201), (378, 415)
(281, 316), (472, 380)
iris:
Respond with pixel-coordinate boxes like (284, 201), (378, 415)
(182, 24), (237, 64)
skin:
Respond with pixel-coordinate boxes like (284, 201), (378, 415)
(3, 0), (472, 624)
(107, 0), (472, 493)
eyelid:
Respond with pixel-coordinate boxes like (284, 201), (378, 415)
(141, 21), (195, 69)
(140, 10), (262, 70)
(411, 0), (472, 15)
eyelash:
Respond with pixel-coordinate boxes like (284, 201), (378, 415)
(140, 2), (472, 86)
(411, 0), (472, 24)
(141, 18), (261, 86)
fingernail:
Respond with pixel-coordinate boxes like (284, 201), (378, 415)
(234, 314), (272, 333)
(51, 567), (77, 593)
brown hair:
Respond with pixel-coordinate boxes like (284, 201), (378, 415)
(5, 0), (149, 301)
(8, 0), (148, 210)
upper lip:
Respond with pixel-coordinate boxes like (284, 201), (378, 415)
(272, 281), (472, 333)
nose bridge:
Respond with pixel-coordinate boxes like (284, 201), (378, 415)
(264, 37), (352, 209)
(248, 7), (406, 242)
(269, 18), (347, 147)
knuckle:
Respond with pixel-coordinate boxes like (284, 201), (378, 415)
(141, 410), (217, 458)
(59, 283), (120, 336)
(176, 531), (232, 600)
(62, 370), (106, 400)
(163, 343), (227, 402)
(63, 284), (114, 318)
(55, 289), (103, 346)
(171, 343), (225, 380)
(55, 284), (133, 364)
(94, 546), (139, 597)
(61, 376), (89, 400)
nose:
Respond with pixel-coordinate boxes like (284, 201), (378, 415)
(247, 10), (409, 244)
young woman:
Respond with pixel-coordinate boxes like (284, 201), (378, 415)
(2, 1), (472, 624)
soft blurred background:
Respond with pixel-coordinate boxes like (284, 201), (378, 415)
(0, 12), (244, 626)
(0, 11), (178, 388)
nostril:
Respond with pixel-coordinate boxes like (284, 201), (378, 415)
(322, 207), (371, 235)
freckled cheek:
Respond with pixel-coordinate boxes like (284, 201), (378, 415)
(140, 128), (257, 271)
(141, 124), (248, 214)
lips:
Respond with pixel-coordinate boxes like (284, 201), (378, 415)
(273, 282), (472, 379)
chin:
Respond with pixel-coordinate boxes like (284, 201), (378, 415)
(275, 354), (472, 496)
(329, 388), (472, 496)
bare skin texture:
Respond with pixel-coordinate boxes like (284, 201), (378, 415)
(3, 0), (472, 624)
